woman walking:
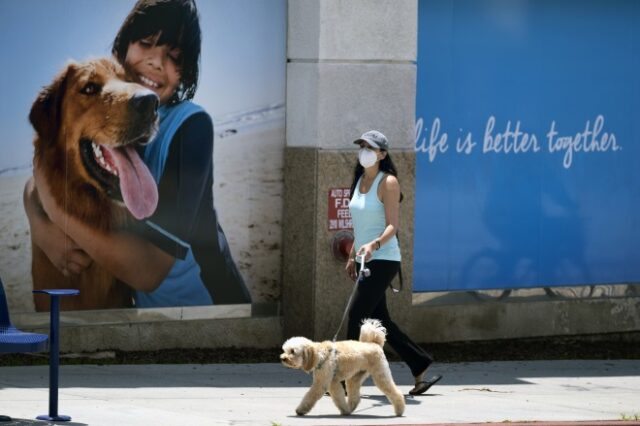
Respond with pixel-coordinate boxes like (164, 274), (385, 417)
(346, 130), (441, 395)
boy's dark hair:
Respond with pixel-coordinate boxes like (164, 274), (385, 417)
(349, 151), (404, 202)
(112, 0), (201, 104)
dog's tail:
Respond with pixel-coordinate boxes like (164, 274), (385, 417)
(359, 318), (386, 347)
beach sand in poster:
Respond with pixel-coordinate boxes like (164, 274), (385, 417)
(0, 121), (284, 313)
(0, 173), (33, 313)
(214, 121), (284, 304)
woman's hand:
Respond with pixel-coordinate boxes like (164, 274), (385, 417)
(23, 176), (93, 276)
(356, 242), (376, 262)
(345, 258), (357, 281)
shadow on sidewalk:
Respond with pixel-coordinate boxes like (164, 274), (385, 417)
(0, 360), (637, 389)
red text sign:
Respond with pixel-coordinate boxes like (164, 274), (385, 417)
(328, 188), (353, 231)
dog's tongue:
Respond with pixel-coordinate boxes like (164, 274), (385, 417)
(104, 146), (158, 219)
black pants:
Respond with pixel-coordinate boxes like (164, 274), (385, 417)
(347, 260), (433, 377)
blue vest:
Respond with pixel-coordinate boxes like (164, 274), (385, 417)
(135, 101), (214, 308)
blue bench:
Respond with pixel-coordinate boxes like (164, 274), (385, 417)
(0, 277), (78, 422)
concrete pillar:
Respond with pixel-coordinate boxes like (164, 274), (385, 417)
(282, 0), (418, 340)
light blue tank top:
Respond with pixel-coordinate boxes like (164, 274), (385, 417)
(135, 101), (213, 308)
(348, 172), (401, 262)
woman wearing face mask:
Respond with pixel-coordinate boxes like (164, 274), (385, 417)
(345, 130), (442, 396)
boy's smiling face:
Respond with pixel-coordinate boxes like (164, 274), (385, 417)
(125, 32), (181, 105)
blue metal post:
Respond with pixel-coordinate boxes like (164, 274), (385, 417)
(37, 294), (71, 422)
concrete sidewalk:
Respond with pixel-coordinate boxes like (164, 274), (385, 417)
(0, 360), (638, 426)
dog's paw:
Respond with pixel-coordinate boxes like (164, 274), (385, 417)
(348, 399), (360, 412)
(338, 407), (353, 416)
(394, 401), (406, 416)
(295, 406), (309, 416)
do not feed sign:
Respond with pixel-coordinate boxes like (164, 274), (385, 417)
(328, 188), (353, 231)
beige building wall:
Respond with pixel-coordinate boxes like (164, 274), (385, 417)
(282, 0), (419, 340)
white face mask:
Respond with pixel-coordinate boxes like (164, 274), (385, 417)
(358, 148), (378, 168)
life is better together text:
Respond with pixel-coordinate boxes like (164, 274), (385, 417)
(415, 115), (620, 169)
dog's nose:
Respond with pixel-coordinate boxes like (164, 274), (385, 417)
(129, 93), (159, 118)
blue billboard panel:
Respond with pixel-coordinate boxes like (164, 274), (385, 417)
(414, 0), (640, 292)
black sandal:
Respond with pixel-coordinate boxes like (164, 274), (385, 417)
(408, 374), (442, 395)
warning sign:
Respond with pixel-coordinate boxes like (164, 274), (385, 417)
(328, 188), (353, 231)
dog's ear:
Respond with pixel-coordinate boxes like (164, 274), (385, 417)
(29, 63), (75, 143)
(302, 345), (318, 373)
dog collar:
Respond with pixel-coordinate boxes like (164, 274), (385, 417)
(314, 345), (337, 372)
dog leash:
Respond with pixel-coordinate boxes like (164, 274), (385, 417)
(332, 254), (370, 342)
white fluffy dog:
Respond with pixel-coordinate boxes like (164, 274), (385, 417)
(280, 319), (405, 416)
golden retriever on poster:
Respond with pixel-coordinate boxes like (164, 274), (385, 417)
(29, 58), (159, 311)
(280, 319), (405, 416)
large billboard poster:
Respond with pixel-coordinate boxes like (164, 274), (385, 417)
(414, 0), (640, 292)
(0, 0), (285, 312)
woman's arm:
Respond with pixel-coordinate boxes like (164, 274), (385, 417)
(23, 177), (93, 276)
(356, 174), (401, 260)
(379, 173), (401, 242)
(33, 166), (175, 292)
(345, 239), (357, 281)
